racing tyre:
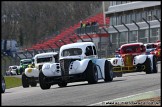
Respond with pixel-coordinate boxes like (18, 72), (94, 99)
(16, 69), (19, 75)
(10, 72), (13, 76)
(58, 81), (67, 87)
(86, 61), (98, 84)
(104, 60), (113, 82)
(22, 72), (29, 88)
(144, 57), (152, 74)
(39, 70), (51, 90)
(152, 55), (157, 73)
(1, 76), (6, 93)
(30, 81), (37, 87)
(20, 68), (23, 75)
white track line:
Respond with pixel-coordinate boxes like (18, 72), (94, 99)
(89, 89), (160, 106)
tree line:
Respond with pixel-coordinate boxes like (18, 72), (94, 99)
(1, 1), (110, 49)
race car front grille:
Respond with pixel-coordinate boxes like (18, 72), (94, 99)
(113, 66), (136, 72)
(60, 59), (80, 76)
(123, 54), (133, 66)
(38, 65), (43, 70)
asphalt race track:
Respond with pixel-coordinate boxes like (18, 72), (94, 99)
(1, 62), (161, 106)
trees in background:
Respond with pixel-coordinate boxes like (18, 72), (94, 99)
(1, 1), (103, 48)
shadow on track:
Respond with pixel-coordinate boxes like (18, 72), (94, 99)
(49, 79), (126, 90)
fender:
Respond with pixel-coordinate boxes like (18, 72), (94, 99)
(42, 63), (61, 77)
(147, 54), (154, 70)
(69, 59), (90, 74)
(107, 58), (124, 66)
(25, 68), (39, 77)
(133, 55), (147, 65)
(95, 59), (107, 79)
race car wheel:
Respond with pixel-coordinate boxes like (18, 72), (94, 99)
(86, 61), (98, 84)
(1, 76), (6, 93)
(30, 81), (37, 87)
(104, 60), (113, 82)
(16, 69), (19, 75)
(152, 55), (157, 73)
(144, 57), (152, 74)
(10, 72), (13, 75)
(20, 68), (24, 75)
(22, 72), (29, 88)
(58, 81), (67, 87)
(39, 70), (51, 90)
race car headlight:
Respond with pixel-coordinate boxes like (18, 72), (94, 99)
(113, 59), (118, 64)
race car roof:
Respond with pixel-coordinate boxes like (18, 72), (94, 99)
(34, 52), (58, 59)
(120, 42), (144, 48)
(60, 42), (95, 51)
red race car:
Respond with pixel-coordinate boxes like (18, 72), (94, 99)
(150, 41), (161, 61)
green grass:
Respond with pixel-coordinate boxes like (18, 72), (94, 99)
(4, 76), (22, 89)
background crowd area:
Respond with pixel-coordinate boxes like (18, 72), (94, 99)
(80, 20), (99, 28)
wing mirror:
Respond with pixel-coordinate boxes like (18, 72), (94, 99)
(115, 50), (119, 53)
(115, 48), (120, 54)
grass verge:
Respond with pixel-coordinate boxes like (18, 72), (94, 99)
(4, 76), (22, 89)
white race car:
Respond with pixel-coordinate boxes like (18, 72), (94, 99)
(6, 65), (18, 76)
(22, 52), (59, 88)
(39, 42), (115, 90)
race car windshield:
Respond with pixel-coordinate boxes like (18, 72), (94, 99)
(23, 61), (32, 64)
(146, 44), (156, 49)
(61, 48), (82, 57)
(122, 45), (140, 53)
(11, 66), (17, 69)
(37, 57), (53, 63)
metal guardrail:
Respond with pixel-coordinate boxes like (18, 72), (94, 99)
(75, 25), (99, 35)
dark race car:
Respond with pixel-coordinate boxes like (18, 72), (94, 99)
(1, 75), (6, 93)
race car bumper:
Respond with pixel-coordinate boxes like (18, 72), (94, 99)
(113, 66), (136, 73)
